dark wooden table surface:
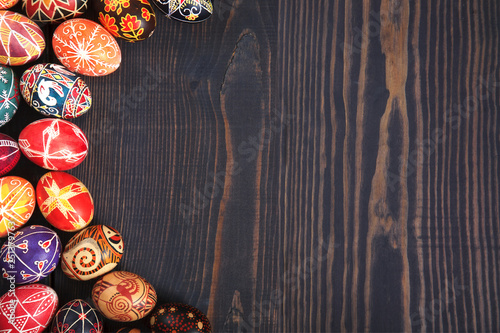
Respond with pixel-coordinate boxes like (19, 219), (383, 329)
(1, 0), (500, 332)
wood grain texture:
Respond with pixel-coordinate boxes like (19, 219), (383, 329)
(0, 0), (499, 332)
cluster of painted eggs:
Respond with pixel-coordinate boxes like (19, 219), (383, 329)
(0, 0), (214, 332)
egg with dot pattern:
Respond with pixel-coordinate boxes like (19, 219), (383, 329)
(62, 225), (124, 280)
(148, 303), (211, 333)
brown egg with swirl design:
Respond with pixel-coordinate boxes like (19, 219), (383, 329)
(92, 271), (157, 322)
(61, 225), (124, 281)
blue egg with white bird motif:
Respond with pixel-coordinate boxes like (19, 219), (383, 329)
(0, 65), (20, 127)
(19, 63), (92, 119)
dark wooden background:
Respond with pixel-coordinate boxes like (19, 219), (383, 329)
(1, 0), (500, 332)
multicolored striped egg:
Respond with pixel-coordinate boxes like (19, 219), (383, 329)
(0, 11), (45, 66)
(61, 225), (124, 280)
(20, 63), (92, 119)
(0, 225), (61, 284)
(24, 0), (88, 23)
(0, 176), (35, 238)
(0, 65), (20, 126)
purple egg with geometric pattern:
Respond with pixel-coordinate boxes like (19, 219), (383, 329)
(0, 224), (61, 284)
(51, 299), (103, 333)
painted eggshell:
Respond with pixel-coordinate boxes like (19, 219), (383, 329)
(53, 19), (121, 76)
(0, 65), (20, 126)
(0, 284), (58, 332)
(62, 224), (124, 280)
(95, 0), (156, 42)
(20, 63), (92, 119)
(0, 225), (61, 284)
(0, 176), (35, 238)
(152, 0), (212, 23)
(92, 271), (157, 322)
(19, 118), (88, 170)
(117, 328), (141, 333)
(0, 133), (20, 176)
(0, 11), (45, 66)
(24, 0), (88, 23)
(36, 172), (94, 232)
(149, 303), (211, 333)
(0, 0), (20, 9)
(51, 299), (103, 333)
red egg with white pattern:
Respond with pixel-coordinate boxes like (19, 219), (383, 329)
(36, 171), (94, 232)
(18, 118), (88, 170)
(0, 133), (20, 176)
(0, 284), (58, 333)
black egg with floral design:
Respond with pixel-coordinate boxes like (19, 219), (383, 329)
(94, 0), (156, 42)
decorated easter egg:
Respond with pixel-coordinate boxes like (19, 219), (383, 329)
(117, 328), (141, 333)
(92, 271), (157, 322)
(0, 284), (58, 332)
(20, 63), (92, 119)
(36, 172), (94, 231)
(53, 19), (121, 76)
(95, 0), (156, 42)
(0, 11), (45, 66)
(51, 299), (103, 333)
(19, 118), (88, 170)
(0, 176), (35, 238)
(152, 0), (212, 23)
(0, 0), (20, 9)
(24, 0), (88, 23)
(0, 225), (61, 284)
(148, 303), (211, 333)
(0, 65), (20, 126)
(61, 225), (123, 280)
(0, 133), (20, 176)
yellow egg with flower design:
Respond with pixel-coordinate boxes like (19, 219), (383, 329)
(94, 0), (156, 42)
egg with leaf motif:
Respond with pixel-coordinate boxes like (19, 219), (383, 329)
(95, 0), (156, 42)
(0, 225), (61, 284)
